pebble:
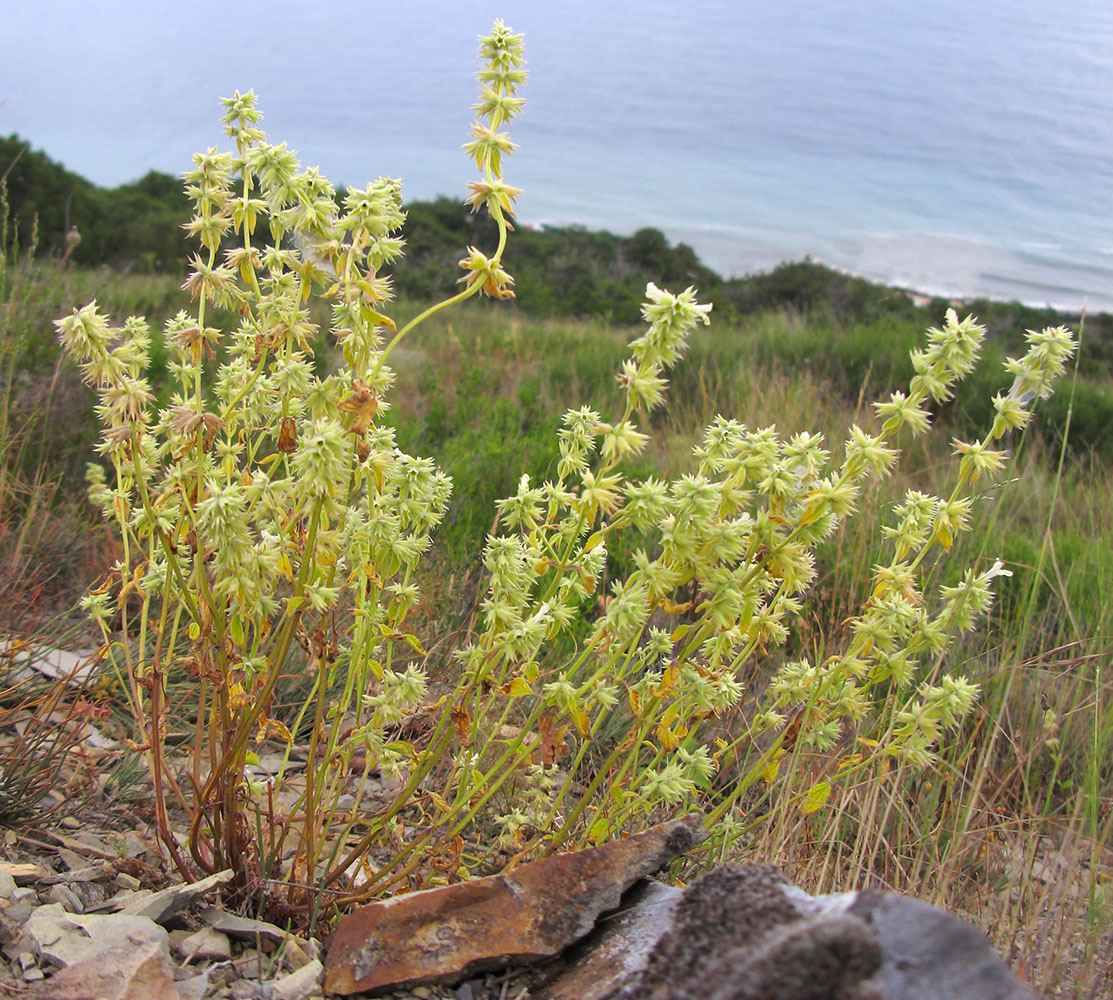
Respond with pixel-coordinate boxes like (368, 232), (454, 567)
(5, 888), (35, 923)
(235, 947), (268, 979)
(177, 972), (213, 999)
(18, 952), (43, 982)
(44, 884), (84, 912)
(114, 871), (142, 891)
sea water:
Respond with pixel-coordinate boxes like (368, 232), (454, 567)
(5, 0), (1113, 311)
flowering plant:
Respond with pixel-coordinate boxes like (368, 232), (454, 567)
(456, 299), (1075, 859)
(56, 19), (1076, 923)
(57, 23), (525, 916)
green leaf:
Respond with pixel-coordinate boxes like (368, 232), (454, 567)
(802, 780), (832, 815)
(587, 815), (611, 845)
(581, 531), (604, 553)
(384, 740), (417, 759)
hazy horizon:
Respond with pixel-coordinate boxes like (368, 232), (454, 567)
(4, 0), (1112, 309)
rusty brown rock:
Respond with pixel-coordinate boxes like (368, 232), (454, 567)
(323, 813), (707, 996)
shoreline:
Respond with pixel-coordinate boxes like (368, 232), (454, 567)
(807, 255), (1112, 319)
(589, 218), (1113, 319)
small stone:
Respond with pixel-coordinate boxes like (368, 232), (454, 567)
(282, 935), (322, 971)
(168, 929), (193, 952)
(20, 953), (45, 979)
(271, 959), (324, 1000)
(115, 871), (143, 891)
(40, 863), (111, 885)
(178, 926), (233, 963)
(57, 848), (90, 872)
(0, 909), (21, 945)
(123, 831), (158, 860)
(86, 887), (140, 913)
(5, 888), (36, 922)
(59, 816), (82, 830)
(176, 972), (212, 1000)
(0, 871), (17, 898)
(0, 862), (49, 884)
(44, 884), (84, 913)
(199, 907), (291, 946)
(235, 948), (266, 979)
(63, 830), (116, 856)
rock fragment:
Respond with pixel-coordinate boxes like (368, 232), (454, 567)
(600, 866), (1031, 1000)
(272, 958), (324, 1000)
(532, 879), (684, 1000)
(25, 904), (169, 970)
(120, 869), (233, 924)
(176, 926), (233, 963)
(597, 866), (879, 1000)
(198, 907), (292, 946)
(0, 862), (49, 885)
(35, 936), (181, 1000)
(849, 891), (1034, 1000)
(324, 813), (708, 996)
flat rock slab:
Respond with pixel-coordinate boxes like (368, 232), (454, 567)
(32, 937), (180, 1000)
(852, 892), (1034, 1000)
(25, 904), (169, 970)
(119, 869), (233, 924)
(0, 642), (101, 686)
(0, 862), (50, 885)
(324, 814), (707, 996)
(198, 906), (295, 946)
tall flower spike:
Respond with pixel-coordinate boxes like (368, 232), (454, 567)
(465, 22), (527, 189)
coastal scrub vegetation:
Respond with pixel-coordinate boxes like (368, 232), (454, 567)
(6, 135), (1112, 466)
(2, 21), (1111, 997)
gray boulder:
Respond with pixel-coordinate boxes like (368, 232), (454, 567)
(537, 865), (1032, 1000)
